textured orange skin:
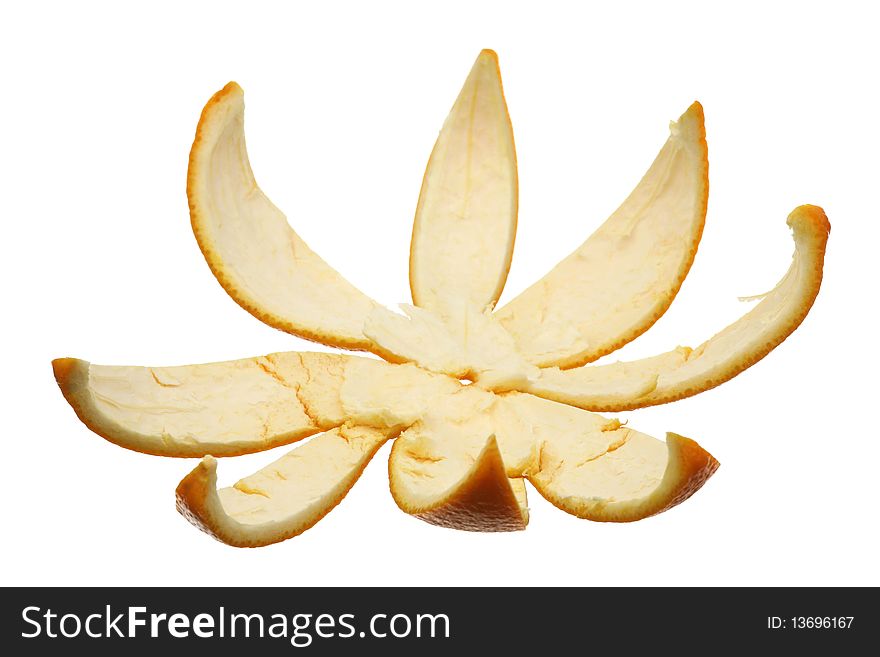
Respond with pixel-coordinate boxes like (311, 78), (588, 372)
(175, 460), (223, 541)
(176, 430), (389, 548)
(530, 433), (719, 522)
(409, 49), (519, 312)
(52, 357), (320, 458)
(389, 436), (527, 532)
(52, 357), (79, 390)
(658, 434), (721, 514)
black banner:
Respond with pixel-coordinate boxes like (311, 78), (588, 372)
(1, 587), (873, 654)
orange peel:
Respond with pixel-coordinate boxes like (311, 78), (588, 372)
(523, 205), (830, 411)
(176, 426), (389, 547)
(409, 49), (518, 317)
(495, 102), (709, 369)
(53, 51), (829, 546)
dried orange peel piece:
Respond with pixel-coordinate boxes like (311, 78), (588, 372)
(496, 393), (717, 521)
(364, 301), (539, 388)
(368, 101), (709, 385)
(409, 49), (518, 317)
(177, 426), (389, 547)
(386, 388), (717, 531)
(188, 82), (384, 353)
(495, 102), (708, 368)
(529, 431), (719, 522)
(52, 50), (830, 546)
(387, 386), (529, 531)
(53, 352), (459, 457)
(390, 431), (529, 532)
(52, 353), (334, 457)
(523, 205), (829, 411)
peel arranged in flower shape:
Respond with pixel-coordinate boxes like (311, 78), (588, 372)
(54, 50), (828, 546)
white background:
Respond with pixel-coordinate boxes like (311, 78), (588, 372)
(2, 0), (877, 587)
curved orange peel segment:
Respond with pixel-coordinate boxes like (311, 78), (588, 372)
(529, 432), (719, 522)
(53, 351), (465, 459)
(51, 52), (828, 542)
(176, 426), (389, 548)
(387, 389), (716, 529)
(187, 82), (383, 352)
(523, 205), (829, 411)
(52, 353), (349, 457)
(495, 102), (708, 368)
(409, 49), (518, 316)
(389, 427), (528, 532)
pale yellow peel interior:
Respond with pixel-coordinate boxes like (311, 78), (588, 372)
(410, 49), (517, 316)
(91, 356), (310, 443)
(178, 426), (389, 547)
(529, 432), (719, 522)
(493, 392), (630, 475)
(509, 477), (529, 523)
(364, 302), (538, 387)
(390, 423), (493, 511)
(494, 102), (708, 368)
(339, 357), (463, 429)
(53, 353), (341, 457)
(530, 429), (668, 504)
(188, 83), (381, 350)
(386, 388), (717, 527)
(55, 351), (460, 458)
(522, 205), (829, 411)
(523, 349), (690, 410)
(294, 355), (466, 430)
(66, 57), (845, 542)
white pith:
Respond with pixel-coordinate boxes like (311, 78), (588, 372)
(54, 52), (828, 545)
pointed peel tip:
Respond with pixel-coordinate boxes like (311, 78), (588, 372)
(200, 455), (219, 474)
(202, 82), (244, 117)
(176, 457), (217, 508)
(671, 100), (705, 139)
(470, 49), (502, 83)
(52, 357), (88, 388)
(220, 81), (243, 96)
(787, 204), (830, 236)
(686, 100), (705, 126)
(667, 431), (719, 470)
(52, 357), (78, 384)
